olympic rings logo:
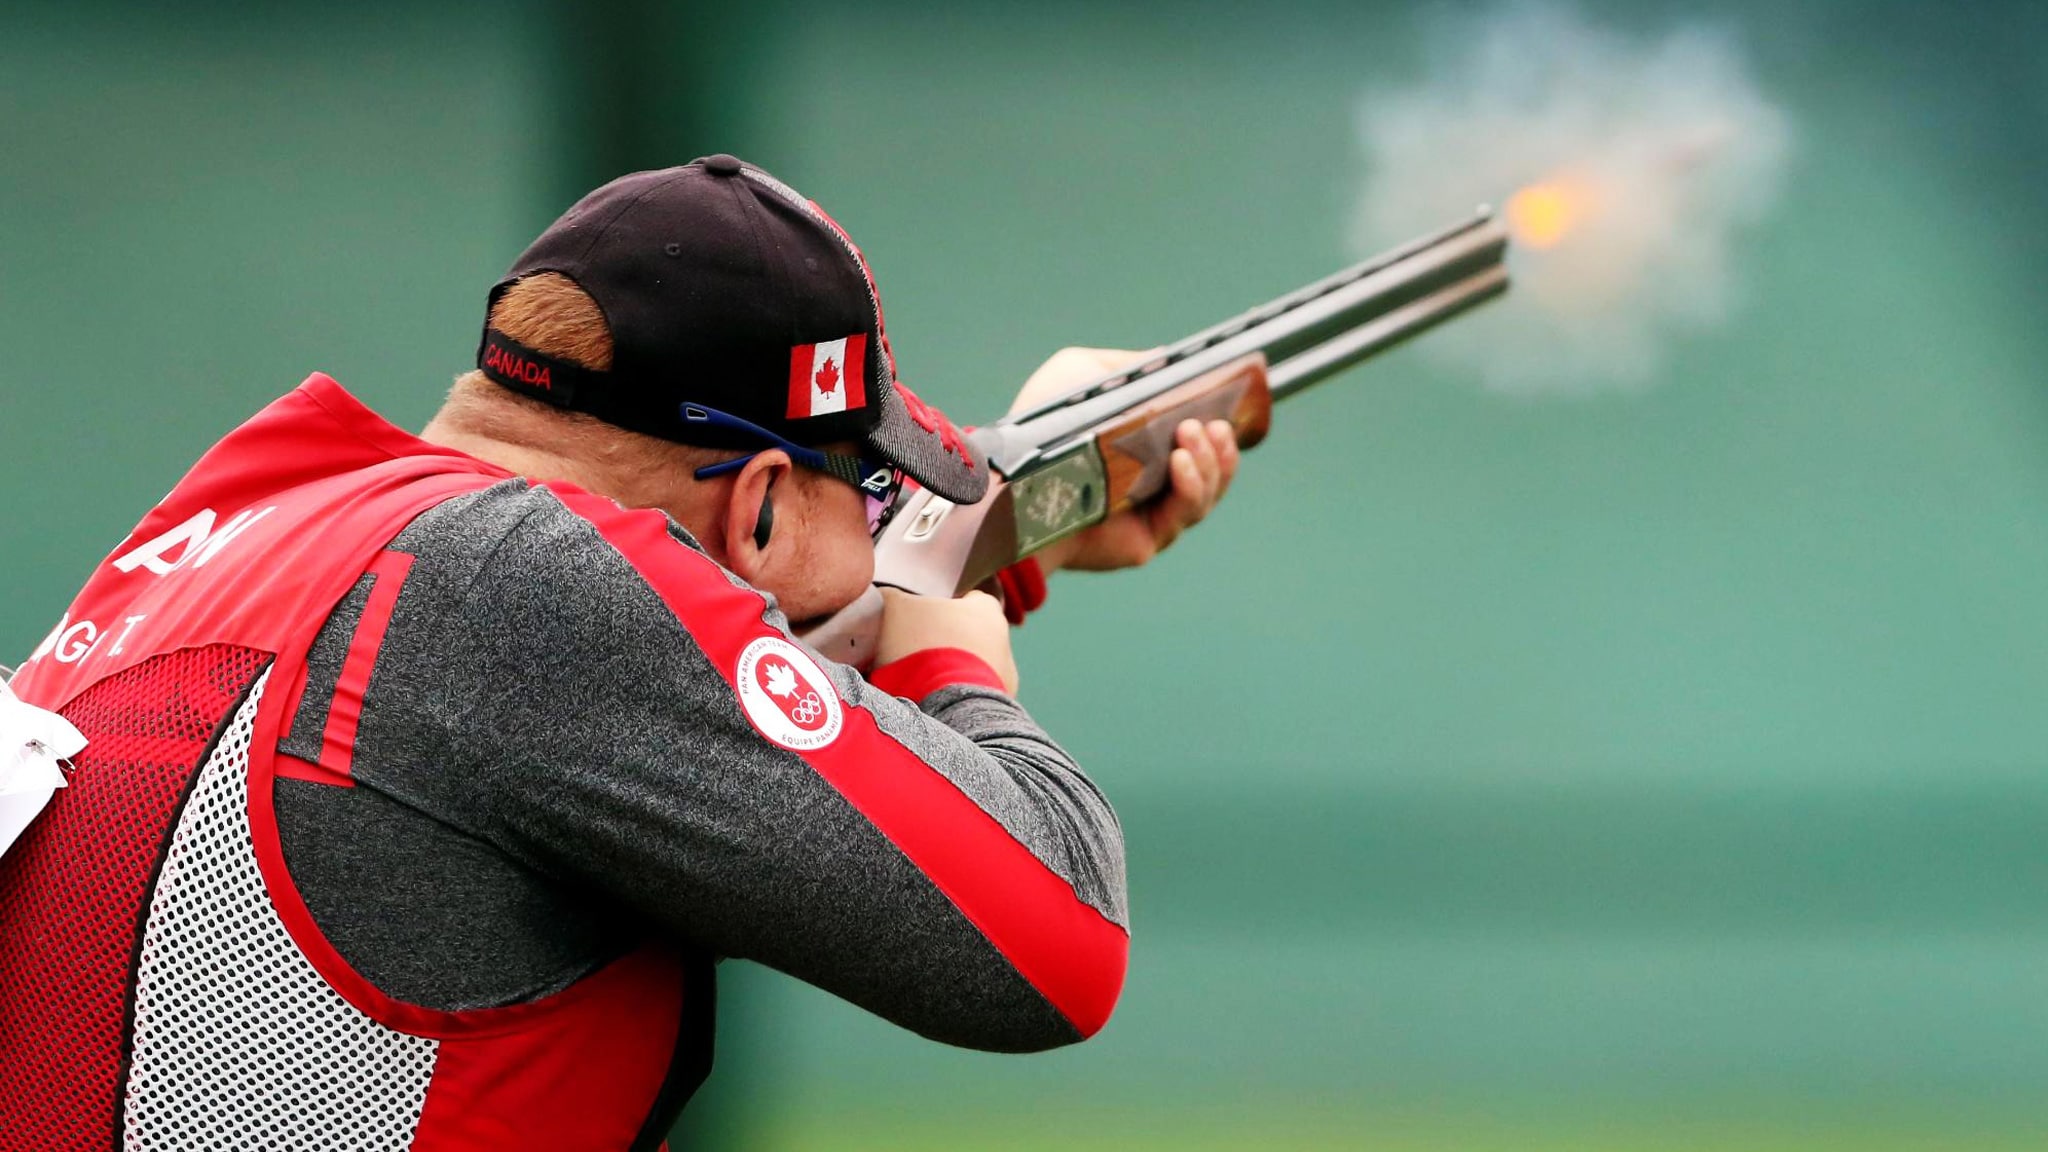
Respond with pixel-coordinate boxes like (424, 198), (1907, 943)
(789, 692), (825, 726)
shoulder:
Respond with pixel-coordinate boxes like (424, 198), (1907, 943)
(379, 478), (755, 666)
(395, 478), (708, 577)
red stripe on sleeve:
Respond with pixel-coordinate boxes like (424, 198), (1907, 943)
(869, 647), (1008, 700)
(317, 549), (414, 777)
(548, 487), (1127, 1037)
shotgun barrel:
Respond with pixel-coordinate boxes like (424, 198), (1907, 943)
(799, 210), (1511, 666)
(982, 211), (1509, 476)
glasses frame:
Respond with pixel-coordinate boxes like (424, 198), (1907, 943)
(681, 403), (905, 537)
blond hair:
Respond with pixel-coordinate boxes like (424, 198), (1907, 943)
(433, 273), (728, 495)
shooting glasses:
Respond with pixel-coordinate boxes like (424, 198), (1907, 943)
(683, 404), (906, 538)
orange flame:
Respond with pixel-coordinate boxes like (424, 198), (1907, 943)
(1507, 180), (1592, 250)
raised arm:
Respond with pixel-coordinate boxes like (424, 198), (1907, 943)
(350, 481), (1128, 1051)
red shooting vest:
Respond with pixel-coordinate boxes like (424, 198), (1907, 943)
(0, 376), (695, 1151)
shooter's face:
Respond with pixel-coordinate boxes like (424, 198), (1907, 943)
(749, 470), (877, 628)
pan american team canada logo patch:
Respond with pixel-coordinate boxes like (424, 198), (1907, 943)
(734, 636), (844, 751)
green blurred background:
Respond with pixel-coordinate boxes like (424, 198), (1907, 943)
(6, 0), (2048, 1148)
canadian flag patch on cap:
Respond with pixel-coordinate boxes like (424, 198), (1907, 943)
(788, 335), (868, 419)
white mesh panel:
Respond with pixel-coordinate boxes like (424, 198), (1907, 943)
(124, 669), (439, 1150)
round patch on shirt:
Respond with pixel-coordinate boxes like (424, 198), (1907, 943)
(734, 636), (844, 751)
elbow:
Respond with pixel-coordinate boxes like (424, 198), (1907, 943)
(979, 906), (1131, 1053)
(1049, 924), (1128, 1044)
(931, 929), (1130, 1054)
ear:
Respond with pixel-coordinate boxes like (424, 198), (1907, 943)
(722, 449), (792, 584)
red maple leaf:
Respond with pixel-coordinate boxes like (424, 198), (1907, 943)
(815, 357), (840, 395)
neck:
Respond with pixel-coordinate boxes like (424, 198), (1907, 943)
(418, 414), (731, 564)
(419, 420), (602, 492)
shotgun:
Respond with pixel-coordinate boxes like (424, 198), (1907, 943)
(802, 210), (1511, 666)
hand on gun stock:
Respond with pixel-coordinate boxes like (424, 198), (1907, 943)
(1009, 347), (1242, 573)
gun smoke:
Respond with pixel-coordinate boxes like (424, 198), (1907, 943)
(1353, 3), (1791, 393)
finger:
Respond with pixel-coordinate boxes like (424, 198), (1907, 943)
(1207, 419), (1240, 499)
(1153, 448), (1205, 542)
(1173, 419), (1222, 512)
(1136, 451), (1195, 553)
(1143, 500), (1182, 558)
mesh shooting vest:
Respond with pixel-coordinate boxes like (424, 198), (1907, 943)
(0, 376), (701, 1151)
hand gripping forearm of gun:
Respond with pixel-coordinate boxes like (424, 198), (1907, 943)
(802, 211), (1512, 669)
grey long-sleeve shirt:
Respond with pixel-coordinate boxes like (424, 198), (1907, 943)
(272, 479), (1129, 1056)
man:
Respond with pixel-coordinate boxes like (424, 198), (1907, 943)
(0, 155), (1237, 1149)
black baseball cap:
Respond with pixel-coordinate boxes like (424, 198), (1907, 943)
(476, 155), (986, 505)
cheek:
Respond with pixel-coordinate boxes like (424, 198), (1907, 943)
(776, 489), (876, 621)
(811, 511), (877, 609)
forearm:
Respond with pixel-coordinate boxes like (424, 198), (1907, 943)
(769, 661), (1128, 1048)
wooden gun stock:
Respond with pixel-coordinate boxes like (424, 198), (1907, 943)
(1097, 353), (1271, 515)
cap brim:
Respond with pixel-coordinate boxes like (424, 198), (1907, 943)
(863, 385), (989, 505)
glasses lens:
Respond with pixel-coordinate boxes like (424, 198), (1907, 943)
(865, 469), (904, 537)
